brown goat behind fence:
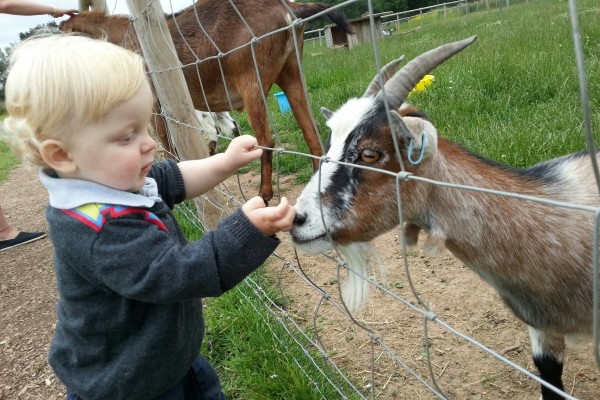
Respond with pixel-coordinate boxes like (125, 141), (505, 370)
(59, 0), (354, 202)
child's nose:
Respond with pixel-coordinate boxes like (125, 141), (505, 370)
(142, 133), (156, 153)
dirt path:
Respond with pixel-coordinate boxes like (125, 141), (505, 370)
(0, 165), (65, 399)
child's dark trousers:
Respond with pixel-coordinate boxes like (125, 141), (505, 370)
(66, 354), (227, 400)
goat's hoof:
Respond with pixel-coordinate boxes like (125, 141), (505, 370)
(259, 192), (273, 206)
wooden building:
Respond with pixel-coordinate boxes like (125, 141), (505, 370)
(324, 11), (392, 50)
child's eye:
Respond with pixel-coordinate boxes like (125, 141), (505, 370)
(121, 134), (135, 143)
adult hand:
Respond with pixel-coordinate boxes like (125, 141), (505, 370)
(50, 7), (78, 17)
(0, 0), (79, 17)
(242, 196), (295, 236)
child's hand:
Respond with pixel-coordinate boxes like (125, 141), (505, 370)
(242, 196), (295, 236)
(225, 135), (263, 170)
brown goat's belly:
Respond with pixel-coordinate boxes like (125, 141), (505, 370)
(494, 282), (592, 334)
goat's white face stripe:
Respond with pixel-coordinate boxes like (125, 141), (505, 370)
(292, 97), (375, 254)
(327, 98), (376, 151)
(319, 97), (376, 191)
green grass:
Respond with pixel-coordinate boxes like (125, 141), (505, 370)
(232, 0), (599, 181)
(201, 276), (358, 400)
(0, 140), (19, 182)
(0, 113), (20, 182)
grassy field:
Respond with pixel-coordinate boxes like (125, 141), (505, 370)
(232, 0), (599, 185)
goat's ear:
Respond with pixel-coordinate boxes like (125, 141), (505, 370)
(390, 111), (438, 162)
(321, 107), (334, 120)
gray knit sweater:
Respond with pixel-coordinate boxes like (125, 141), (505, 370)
(40, 160), (279, 400)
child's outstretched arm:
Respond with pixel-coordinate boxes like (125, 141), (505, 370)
(178, 135), (262, 199)
(242, 196), (295, 236)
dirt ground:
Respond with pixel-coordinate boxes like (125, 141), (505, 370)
(236, 173), (600, 400)
(1, 165), (599, 399)
(0, 165), (63, 400)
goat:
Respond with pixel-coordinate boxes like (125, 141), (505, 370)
(291, 36), (599, 400)
(194, 111), (239, 155)
(59, 1), (354, 202)
(196, 111), (239, 139)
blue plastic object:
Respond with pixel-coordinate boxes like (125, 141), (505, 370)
(273, 92), (291, 113)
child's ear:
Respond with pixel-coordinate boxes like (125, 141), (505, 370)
(40, 139), (77, 174)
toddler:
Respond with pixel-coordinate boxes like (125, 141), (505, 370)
(2, 34), (295, 400)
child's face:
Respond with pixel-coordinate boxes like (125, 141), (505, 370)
(67, 81), (157, 192)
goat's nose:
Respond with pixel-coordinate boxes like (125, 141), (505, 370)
(293, 212), (306, 226)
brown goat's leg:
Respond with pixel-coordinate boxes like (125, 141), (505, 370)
(528, 327), (566, 399)
(151, 109), (177, 160)
(258, 149), (274, 203)
(243, 93), (274, 203)
(276, 59), (322, 172)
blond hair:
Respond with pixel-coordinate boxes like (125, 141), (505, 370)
(1, 34), (147, 168)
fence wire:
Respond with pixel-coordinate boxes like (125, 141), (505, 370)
(111, 0), (598, 398)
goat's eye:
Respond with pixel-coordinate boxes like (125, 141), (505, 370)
(359, 149), (380, 163)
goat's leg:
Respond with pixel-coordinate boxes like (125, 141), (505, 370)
(276, 59), (322, 172)
(243, 92), (274, 203)
(403, 223), (421, 246)
(151, 108), (177, 160)
(527, 326), (566, 400)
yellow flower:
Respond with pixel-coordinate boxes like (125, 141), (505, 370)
(409, 74), (435, 96)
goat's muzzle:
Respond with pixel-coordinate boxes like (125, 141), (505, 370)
(293, 212), (307, 226)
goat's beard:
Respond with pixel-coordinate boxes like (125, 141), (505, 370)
(337, 243), (387, 314)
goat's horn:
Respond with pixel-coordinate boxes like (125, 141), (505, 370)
(363, 56), (404, 97)
(378, 36), (477, 108)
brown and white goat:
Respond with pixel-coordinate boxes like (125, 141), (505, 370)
(291, 36), (598, 400)
(59, 1), (354, 202)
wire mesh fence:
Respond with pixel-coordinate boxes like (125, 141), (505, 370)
(75, 0), (599, 398)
